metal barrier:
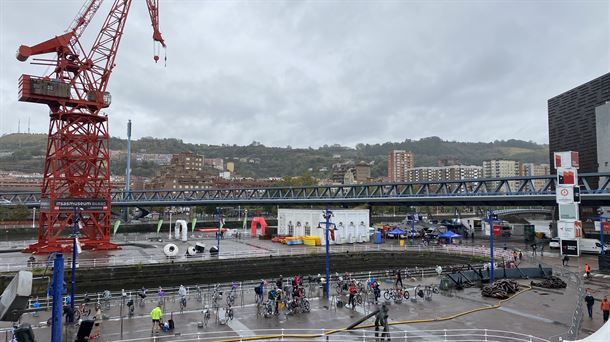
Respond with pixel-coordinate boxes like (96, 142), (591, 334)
(4, 243), (517, 272)
(104, 328), (551, 341)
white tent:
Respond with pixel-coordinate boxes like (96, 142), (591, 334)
(565, 321), (609, 342)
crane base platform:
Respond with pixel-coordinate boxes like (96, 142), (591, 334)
(24, 238), (120, 254)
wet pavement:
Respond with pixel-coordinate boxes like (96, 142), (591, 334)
(1, 233), (609, 341)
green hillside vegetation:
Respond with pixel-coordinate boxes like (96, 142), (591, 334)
(0, 134), (549, 179)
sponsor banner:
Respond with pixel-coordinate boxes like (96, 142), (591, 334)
(560, 239), (579, 256)
(559, 203), (579, 220)
(554, 151), (579, 169)
(53, 199), (108, 211)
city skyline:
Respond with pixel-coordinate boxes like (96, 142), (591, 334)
(1, 1), (609, 148)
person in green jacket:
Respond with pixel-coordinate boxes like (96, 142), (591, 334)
(150, 305), (163, 334)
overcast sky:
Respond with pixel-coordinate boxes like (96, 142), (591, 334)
(1, 0), (609, 148)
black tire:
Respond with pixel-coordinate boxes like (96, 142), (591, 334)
(432, 286), (439, 294)
(335, 285), (342, 295)
(355, 294), (363, 305)
(303, 300), (310, 313)
(383, 290), (391, 300)
(403, 290), (410, 300)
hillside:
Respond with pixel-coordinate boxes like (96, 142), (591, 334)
(0, 134), (549, 178)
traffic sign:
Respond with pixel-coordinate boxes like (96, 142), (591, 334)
(556, 185), (574, 204)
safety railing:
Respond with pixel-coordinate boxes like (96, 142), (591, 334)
(105, 328), (551, 341)
(25, 262), (486, 311)
(3, 243), (517, 272)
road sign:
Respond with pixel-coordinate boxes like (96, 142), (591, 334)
(595, 221), (610, 233)
(556, 185), (574, 204)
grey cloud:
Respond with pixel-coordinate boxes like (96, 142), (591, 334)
(1, 0), (608, 147)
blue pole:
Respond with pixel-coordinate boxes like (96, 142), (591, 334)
(51, 253), (64, 342)
(488, 209), (495, 284)
(411, 214), (415, 245)
(70, 209), (78, 311)
(324, 209), (331, 300)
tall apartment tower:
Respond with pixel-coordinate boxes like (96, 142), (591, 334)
(483, 160), (520, 178)
(548, 72), (610, 173)
(388, 150), (414, 182)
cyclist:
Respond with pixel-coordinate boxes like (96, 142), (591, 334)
(395, 269), (403, 288)
(276, 275), (284, 290)
(126, 296), (134, 316)
(372, 280), (381, 304)
(274, 288), (283, 315)
(158, 286), (165, 299)
(178, 284), (187, 308)
(255, 280), (265, 304)
(150, 305), (163, 334)
(348, 281), (358, 309)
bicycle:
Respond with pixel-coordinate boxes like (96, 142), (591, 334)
(179, 295), (187, 314)
(383, 287), (409, 301)
(258, 299), (274, 318)
(101, 290), (112, 310)
(126, 297), (134, 317)
(137, 288), (147, 307)
(211, 285), (222, 309)
(74, 302), (92, 321)
(202, 305), (211, 327)
(195, 286), (203, 303)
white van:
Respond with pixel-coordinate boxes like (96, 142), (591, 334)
(578, 238), (610, 254)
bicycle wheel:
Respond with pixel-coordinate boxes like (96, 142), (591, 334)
(432, 286), (439, 294)
(74, 311), (81, 322)
(403, 290), (410, 300)
(302, 300), (310, 313)
(383, 290), (391, 300)
(335, 285), (342, 295)
(425, 287), (431, 297)
(355, 294), (363, 305)
(84, 307), (91, 316)
(204, 314), (210, 327)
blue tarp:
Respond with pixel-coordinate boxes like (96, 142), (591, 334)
(438, 231), (462, 239)
(387, 227), (407, 235)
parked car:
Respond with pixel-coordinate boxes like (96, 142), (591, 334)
(549, 237), (560, 249)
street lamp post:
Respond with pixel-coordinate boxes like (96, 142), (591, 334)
(596, 209), (608, 256)
(323, 208), (333, 300)
(486, 209), (497, 284)
(217, 208), (223, 254)
(411, 213), (416, 245)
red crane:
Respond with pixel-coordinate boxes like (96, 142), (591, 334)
(16, 0), (166, 253)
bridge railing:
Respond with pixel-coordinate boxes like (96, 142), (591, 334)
(0, 172), (608, 206)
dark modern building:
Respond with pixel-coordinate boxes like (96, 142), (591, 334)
(548, 72), (610, 173)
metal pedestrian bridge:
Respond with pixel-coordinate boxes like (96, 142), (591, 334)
(0, 173), (609, 207)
